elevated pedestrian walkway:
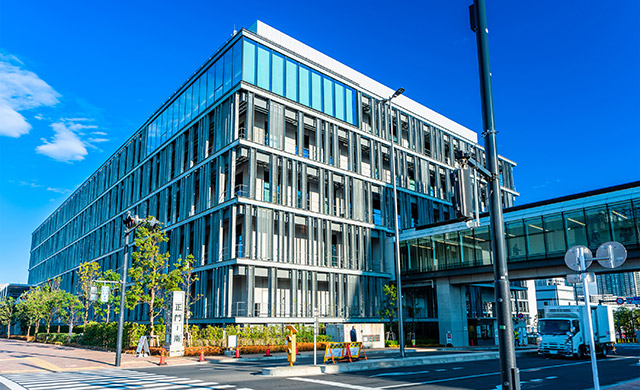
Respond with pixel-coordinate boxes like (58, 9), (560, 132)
(400, 181), (640, 283)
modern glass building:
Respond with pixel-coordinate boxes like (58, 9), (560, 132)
(28, 21), (517, 326)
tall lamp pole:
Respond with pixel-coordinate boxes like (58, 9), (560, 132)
(115, 212), (143, 367)
(469, 1), (520, 389)
(383, 87), (406, 358)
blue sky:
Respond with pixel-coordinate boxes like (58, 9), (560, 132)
(1, 1), (638, 284)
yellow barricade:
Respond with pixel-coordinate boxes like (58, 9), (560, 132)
(323, 342), (368, 364)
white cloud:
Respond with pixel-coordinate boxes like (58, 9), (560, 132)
(47, 187), (71, 194)
(36, 118), (109, 162)
(16, 180), (42, 188)
(36, 121), (89, 162)
(0, 54), (60, 137)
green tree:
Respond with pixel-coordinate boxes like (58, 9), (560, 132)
(614, 307), (639, 338)
(379, 283), (398, 340)
(175, 254), (202, 346)
(40, 278), (67, 338)
(95, 269), (121, 323)
(60, 292), (83, 343)
(17, 287), (46, 338)
(0, 297), (17, 338)
(77, 261), (101, 326)
(126, 218), (181, 337)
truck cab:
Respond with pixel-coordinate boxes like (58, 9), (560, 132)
(538, 305), (615, 358)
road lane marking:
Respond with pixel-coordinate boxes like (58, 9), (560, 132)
(452, 367), (464, 370)
(289, 377), (380, 389)
(379, 357), (638, 389)
(371, 370), (429, 377)
(0, 376), (27, 390)
(546, 376), (558, 379)
(435, 369), (446, 372)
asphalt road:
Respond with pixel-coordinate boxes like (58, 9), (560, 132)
(1, 346), (639, 389)
(133, 345), (640, 390)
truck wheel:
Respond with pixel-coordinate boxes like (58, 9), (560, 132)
(578, 345), (587, 359)
(600, 346), (608, 358)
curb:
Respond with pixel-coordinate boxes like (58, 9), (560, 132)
(262, 352), (500, 377)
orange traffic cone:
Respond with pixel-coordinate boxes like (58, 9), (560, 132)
(158, 349), (167, 365)
(199, 348), (205, 362)
(264, 345), (271, 357)
(234, 346), (241, 358)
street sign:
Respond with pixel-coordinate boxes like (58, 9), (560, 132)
(100, 286), (109, 303)
(596, 242), (627, 269)
(564, 245), (593, 271)
(617, 297), (625, 305)
(567, 272), (594, 284)
(89, 286), (98, 302)
(517, 313), (524, 319)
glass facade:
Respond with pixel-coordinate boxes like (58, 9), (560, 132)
(146, 39), (243, 155)
(241, 38), (358, 127)
(401, 194), (640, 274)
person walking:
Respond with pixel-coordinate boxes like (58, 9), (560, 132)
(350, 326), (357, 342)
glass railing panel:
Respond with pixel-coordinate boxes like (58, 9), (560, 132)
(524, 217), (546, 258)
(609, 201), (637, 246)
(506, 220), (526, 261)
(585, 205), (611, 248)
(563, 209), (586, 248)
(544, 213), (567, 254)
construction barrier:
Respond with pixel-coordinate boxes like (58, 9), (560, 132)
(323, 342), (367, 364)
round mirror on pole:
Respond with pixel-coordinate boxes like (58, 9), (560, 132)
(596, 241), (627, 269)
(564, 245), (593, 271)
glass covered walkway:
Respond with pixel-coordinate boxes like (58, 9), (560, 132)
(400, 182), (640, 275)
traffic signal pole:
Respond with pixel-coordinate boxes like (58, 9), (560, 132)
(115, 227), (131, 367)
(469, 1), (520, 389)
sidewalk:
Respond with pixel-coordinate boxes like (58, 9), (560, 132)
(0, 339), (199, 374)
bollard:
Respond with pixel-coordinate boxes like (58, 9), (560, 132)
(199, 348), (205, 362)
(158, 349), (167, 366)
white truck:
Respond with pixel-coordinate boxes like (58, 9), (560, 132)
(538, 305), (615, 358)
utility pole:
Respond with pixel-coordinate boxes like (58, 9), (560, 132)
(469, 1), (519, 389)
(383, 87), (406, 358)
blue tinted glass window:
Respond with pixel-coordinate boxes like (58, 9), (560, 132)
(168, 102), (176, 137)
(160, 111), (167, 143)
(199, 75), (207, 113)
(299, 66), (310, 106)
(178, 93), (186, 127)
(257, 45), (270, 90)
(215, 59), (223, 100)
(151, 122), (158, 149)
(271, 53), (284, 96)
(323, 77), (334, 116)
(345, 87), (354, 124)
(311, 71), (322, 111)
(334, 82), (345, 121)
(223, 50), (233, 92)
(242, 39), (256, 84)
(191, 82), (200, 117)
(233, 42), (242, 85)
(207, 68), (215, 105)
(185, 85), (193, 123)
(285, 59), (297, 101)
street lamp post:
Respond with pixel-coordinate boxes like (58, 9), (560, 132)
(115, 212), (146, 367)
(469, 1), (519, 389)
(383, 87), (406, 358)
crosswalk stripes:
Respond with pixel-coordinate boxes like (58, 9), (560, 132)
(0, 369), (253, 390)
